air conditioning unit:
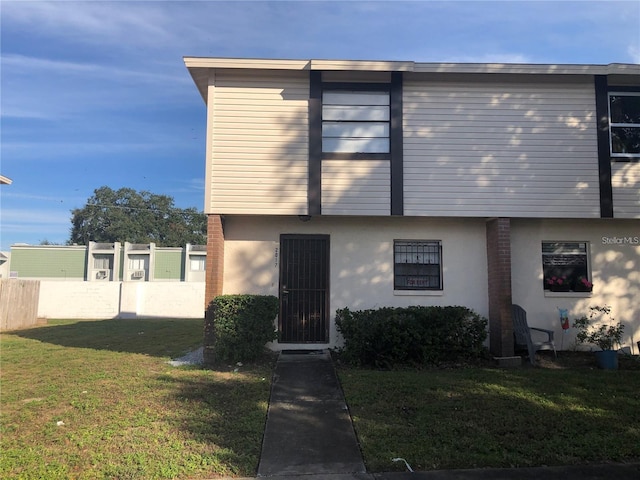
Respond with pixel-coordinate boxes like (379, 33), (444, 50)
(131, 270), (145, 279)
(95, 269), (110, 280)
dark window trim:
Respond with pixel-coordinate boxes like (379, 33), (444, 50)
(310, 72), (404, 216)
(594, 75), (614, 218)
(309, 71), (322, 216)
(321, 152), (390, 161)
(321, 83), (392, 160)
(390, 72), (404, 216)
(319, 82), (391, 92)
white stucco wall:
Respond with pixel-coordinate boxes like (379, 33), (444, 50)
(37, 281), (205, 319)
(222, 215), (489, 349)
(511, 218), (640, 352)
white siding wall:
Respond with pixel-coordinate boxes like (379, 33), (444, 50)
(321, 160), (390, 215)
(403, 79), (600, 217)
(209, 70), (309, 214)
(612, 162), (640, 219)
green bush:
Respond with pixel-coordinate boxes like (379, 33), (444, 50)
(335, 305), (487, 368)
(204, 295), (278, 364)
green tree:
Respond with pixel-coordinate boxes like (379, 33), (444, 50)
(69, 186), (207, 246)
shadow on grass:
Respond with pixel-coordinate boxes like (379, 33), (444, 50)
(339, 364), (640, 472)
(1, 319), (275, 478)
(9, 318), (204, 358)
(157, 366), (274, 476)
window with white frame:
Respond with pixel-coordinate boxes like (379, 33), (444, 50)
(609, 93), (640, 158)
(542, 242), (591, 292)
(189, 255), (206, 271)
(128, 254), (148, 270)
(322, 90), (390, 154)
(394, 240), (442, 290)
(93, 254), (112, 269)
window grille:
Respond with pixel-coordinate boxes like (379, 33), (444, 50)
(394, 240), (442, 290)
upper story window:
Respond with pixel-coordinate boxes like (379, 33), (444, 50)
(394, 240), (442, 290)
(93, 254), (112, 270)
(128, 254), (149, 272)
(542, 242), (592, 292)
(322, 90), (390, 155)
(609, 93), (640, 158)
(189, 255), (206, 272)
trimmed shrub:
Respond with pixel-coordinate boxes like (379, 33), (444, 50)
(335, 305), (487, 368)
(204, 294), (278, 364)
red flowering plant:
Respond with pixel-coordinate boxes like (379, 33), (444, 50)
(576, 276), (593, 291)
(546, 275), (569, 289)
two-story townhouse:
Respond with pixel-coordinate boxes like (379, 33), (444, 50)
(185, 57), (640, 357)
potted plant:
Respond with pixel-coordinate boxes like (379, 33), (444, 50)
(546, 275), (570, 292)
(572, 305), (624, 369)
(574, 276), (593, 292)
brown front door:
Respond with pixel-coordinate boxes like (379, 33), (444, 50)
(279, 235), (329, 343)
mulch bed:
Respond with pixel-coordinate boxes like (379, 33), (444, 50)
(534, 350), (640, 370)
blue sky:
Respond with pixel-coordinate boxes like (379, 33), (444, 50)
(1, 0), (639, 250)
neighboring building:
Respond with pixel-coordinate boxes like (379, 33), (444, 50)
(0, 252), (10, 279)
(7, 242), (206, 282)
(184, 57), (640, 355)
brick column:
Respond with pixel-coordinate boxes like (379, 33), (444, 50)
(205, 214), (224, 310)
(486, 218), (514, 357)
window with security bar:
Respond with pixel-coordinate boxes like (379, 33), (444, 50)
(394, 240), (442, 290)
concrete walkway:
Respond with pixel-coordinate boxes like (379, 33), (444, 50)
(257, 350), (366, 477)
(255, 350), (640, 480)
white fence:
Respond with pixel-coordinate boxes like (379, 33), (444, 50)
(37, 281), (205, 319)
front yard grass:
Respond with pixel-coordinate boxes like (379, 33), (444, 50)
(0, 318), (273, 480)
(4, 319), (640, 478)
(338, 355), (640, 472)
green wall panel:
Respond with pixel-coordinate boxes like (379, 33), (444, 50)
(11, 248), (86, 279)
(154, 251), (183, 280)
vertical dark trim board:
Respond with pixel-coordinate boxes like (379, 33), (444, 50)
(308, 71), (322, 216)
(594, 75), (613, 218)
(390, 71), (404, 216)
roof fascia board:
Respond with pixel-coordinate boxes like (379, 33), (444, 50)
(184, 57), (640, 77)
(412, 62), (640, 76)
(310, 60), (414, 71)
(183, 57), (311, 70)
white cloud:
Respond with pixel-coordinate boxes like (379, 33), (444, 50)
(628, 45), (640, 64)
(0, 208), (71, 229)
(0, 206), (72, 247)
(0, 52), (193, 120)
(2, 54), (188, 84)
(2, 1), (174, 49)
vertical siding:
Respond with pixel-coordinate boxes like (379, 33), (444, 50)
(154, 250), (183, 280)
(612, 162), (640, 218)
(403, 79), (600, 217)
(210, 70), (309, 214)
(321, 160), (390, 215)
(10, 247), (86, 279)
